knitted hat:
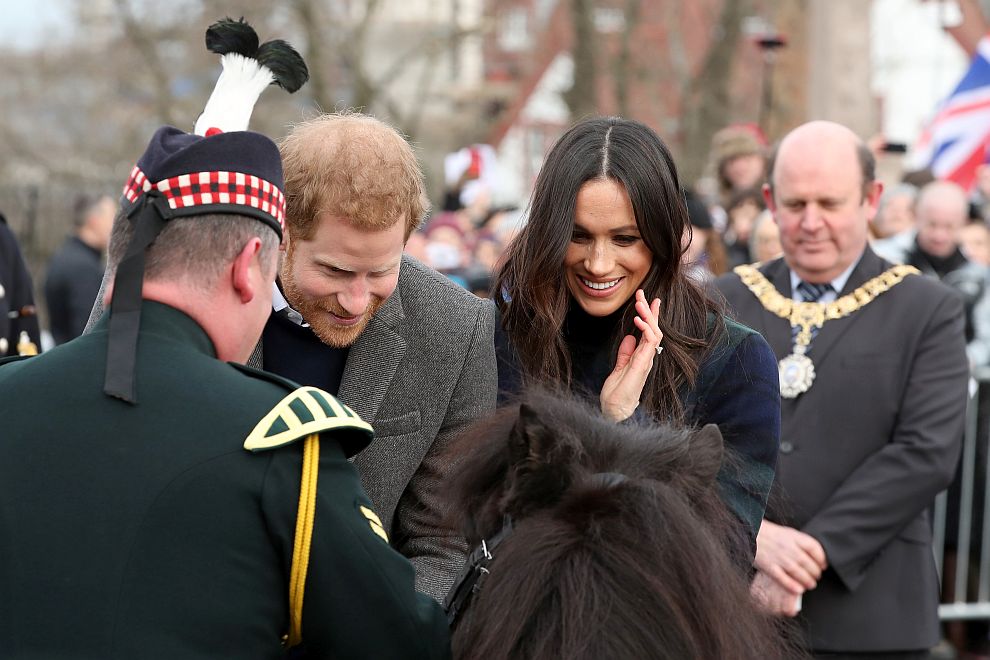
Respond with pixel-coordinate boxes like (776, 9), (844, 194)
(105, 17), (308, 404)
(684, 191), (713, 230)
(710, 124), (766, 165)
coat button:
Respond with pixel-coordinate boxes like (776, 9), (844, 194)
(780, 441), (794, 454)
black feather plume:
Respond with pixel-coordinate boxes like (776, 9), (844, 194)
(205, 17), (259, 57)
(257, 39), (309, 93)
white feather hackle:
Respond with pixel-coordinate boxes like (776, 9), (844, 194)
(194, 53), (275, 136)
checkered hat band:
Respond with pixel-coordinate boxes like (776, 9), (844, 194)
(121, 166), (285, 231)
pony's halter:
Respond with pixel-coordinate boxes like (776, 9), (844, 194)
(443, 514), (514, 627)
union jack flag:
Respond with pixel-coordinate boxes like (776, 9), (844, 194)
(911, 36), (990, 191)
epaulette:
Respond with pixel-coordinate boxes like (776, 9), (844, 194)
(243, 385), (373, 455)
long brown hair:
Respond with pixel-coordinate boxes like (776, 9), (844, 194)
(446, 390), (797, 660)
(493, 117), (722, 423)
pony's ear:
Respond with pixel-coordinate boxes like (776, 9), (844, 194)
(690, 424), (724, 484)
(508, 402), (556, 465)
(504, 401), (574, 516)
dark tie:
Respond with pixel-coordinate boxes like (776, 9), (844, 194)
(792, 280), (834, 343)
(796, 281), (833, 303)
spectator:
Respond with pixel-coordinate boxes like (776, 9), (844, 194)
(962, 220), (990, 267)
(874, 181), (988, 367)
(749, 209), (783, 264)
(403, 230), (429, 263)
(871, 183), (918, 240)
(464, 232), (502, 297)
(971, 162), (990, 222)
(724, 187), (766, 268)
(717, 120), (968, 657)
(709, 124), (768, 210)
(423, 213), (471, 285)
(0, 214), (40, 357)
(44, 193), (115, 345)
(683, 189), (728, 281)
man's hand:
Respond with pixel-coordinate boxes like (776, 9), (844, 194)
(755, 520), (828, 594)
(751, 569), (803, 617)
(600, 291), (662, 421)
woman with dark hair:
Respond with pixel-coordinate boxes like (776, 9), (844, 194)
(723, 186), (768, 268)
(492, 117), (779, 555)
(444, 391), (796, 660)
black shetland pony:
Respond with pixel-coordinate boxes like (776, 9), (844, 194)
(444, 390), (794, 660)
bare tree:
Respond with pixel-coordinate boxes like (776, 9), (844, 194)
(564, 0), (599, 120)
(113, 0), (182, 127)
(613, 0), (643, 118)
(679, 0), (754, 185)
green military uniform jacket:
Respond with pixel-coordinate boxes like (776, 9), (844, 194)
(0, 301), (451, 660)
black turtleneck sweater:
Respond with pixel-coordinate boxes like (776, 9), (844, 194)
(561, 301), (624, 401)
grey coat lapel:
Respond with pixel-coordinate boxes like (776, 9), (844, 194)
(337, 287), (406, 423)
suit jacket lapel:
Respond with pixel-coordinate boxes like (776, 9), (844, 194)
(338, 286), (406, 424)
(805, 248), (884, 367)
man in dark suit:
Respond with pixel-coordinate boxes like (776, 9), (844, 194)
(45, 193), (115, 344)
(717, 120), (969, 658)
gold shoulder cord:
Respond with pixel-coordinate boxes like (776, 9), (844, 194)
(734, 263), (920, 398)
(286, 433), (320, 648)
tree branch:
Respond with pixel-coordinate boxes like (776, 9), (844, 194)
(112, 0), (176, 126)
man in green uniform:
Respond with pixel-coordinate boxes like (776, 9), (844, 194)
(0, 19), (449, 660)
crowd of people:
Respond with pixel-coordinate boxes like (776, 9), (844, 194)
(0, 16), (986, 660)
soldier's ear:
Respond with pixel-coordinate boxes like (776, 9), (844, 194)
(232, 237), (264, 304)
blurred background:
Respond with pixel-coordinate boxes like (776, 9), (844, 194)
(0, 0), (985, 328)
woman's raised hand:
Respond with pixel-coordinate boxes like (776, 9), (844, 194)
(600, 290), (663, 421)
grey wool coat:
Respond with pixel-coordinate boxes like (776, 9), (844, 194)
(249, 255), (497, 601)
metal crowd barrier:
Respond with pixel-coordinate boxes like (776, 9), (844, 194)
(936, 370), (990, 621)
